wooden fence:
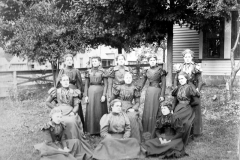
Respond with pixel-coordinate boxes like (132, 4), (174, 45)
(0, 64), (162, 98)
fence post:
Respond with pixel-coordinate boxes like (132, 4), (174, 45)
(13, 71), (18, 94)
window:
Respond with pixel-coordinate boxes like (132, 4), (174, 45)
(231, 11), (240, 59)
(203, 19), (224, 59)
(79, 58), (83, 68)
(102, 59), (114, 67)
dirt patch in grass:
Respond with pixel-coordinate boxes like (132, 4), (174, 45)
(0, 86), (239, 160)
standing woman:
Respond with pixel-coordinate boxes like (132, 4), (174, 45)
(141, 55), (167, 139)
(56, 54), (85, 130)
(107, 55), (133, 99)
(84, 56), (108, 135)
(173, 49), (203, 136)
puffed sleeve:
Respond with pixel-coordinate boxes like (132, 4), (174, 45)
(72, 89), (81, 105)
(100, 114), (111, 138)
(160, 69), (167, 77)
(173, 63), (182, 73)
(142, 68), (148, 78)
(48, 87), (57, 99)
(107, 67), (115, 78)
(122, 113), (131, 139)
(172, 117), (184, 133)
(189, 85), (200, 97)
(193, 63), (202, 74)
(112, 84), (121, 96)
(171, 86), (179, 97)
(85, 70), (90, 79)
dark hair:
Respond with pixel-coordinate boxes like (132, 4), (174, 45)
(182, 49), (194, 57)
(161, 101), (173, 111)
(109, 99), (122, 111)
(64, 53), (74, 60)
(147, 55), (157, 61)
(91, 56), (101, 62)
(178, 72), (189, 81)
(116, 54), (126, 61)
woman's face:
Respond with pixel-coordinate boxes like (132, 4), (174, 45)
(178, 75), (187, 85)
(65, 57), (74, 67)
(117, 56), (125, 66)
(161, 106), (170, 116)
(52, 112), (62, 124)
(183, 53), (193, 64)
(111, 102), (122, 113)
(60, 76), (70, 88)
(149, 57), (157, 67)
(92, 58), (100, 67)
(124, 74), (132, 84)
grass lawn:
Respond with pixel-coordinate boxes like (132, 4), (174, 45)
(0, 86), (239, 160)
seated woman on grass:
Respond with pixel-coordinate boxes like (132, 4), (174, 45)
(141, 101), (187, 159)
(93, 99), (144, 160)
(34, 107), (92, 160)
(46, 74), (83, 140)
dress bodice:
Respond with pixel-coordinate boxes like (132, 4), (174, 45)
(108, 66), (133, 85)
(113, 84), (140, 102)
(41, 121), (66, 142)
(172, 84), (198, 102)
(143, 66), (167, 87)
(85, 67), (106, 84)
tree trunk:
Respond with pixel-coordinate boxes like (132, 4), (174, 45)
(166, 22), (173, 87)
(51, 62), (56, 88)
(118, 46), (122, 54)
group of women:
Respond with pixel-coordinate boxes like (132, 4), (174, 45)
(34, 48), (203, 160)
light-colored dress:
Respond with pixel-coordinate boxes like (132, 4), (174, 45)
(93, 112), (143, 160)
(48, 88), (83, 140)
(34, 121), (92, 160)
(84, 67), (108, 134)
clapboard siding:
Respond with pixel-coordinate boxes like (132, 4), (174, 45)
(173, 25), (199, 63)
(202, 60), (240, 76)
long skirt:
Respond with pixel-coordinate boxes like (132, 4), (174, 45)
(121, 101), (142, 143)
(142, 86), (161, 138)
(173, 103), (195, 145)
(34, 139), (93, 160)
(85, 85), (108, 134)
(69, 84), (85, 132)
(191, 96), (202, 136)
(142, 138), (186, 158)
(58, 104), (84, 139)
(93, 134), (143, 160)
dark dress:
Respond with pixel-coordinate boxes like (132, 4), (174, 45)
(84, 67), (108, 134)
(141, 66), (167, 138)
(112, 84), (142, 142)
(172, 84), (199, 145)
(93, 112), (143, 160)
(142, 114), (187, 158)
(174, 62), (203, 135)
(107, 65), (133, 98)
(56, 66), (85, 130)
(48, 88), (84, 140)
(34, 121), (92, 160)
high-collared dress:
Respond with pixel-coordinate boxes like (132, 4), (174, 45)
(112, 83), (142, 142)
(141, 65), (167, 138)
(56, 66), (85, 130)
(48, 87), (84, 140)
(107, 65), (133, 98)
(142, 114), (187, 158)
(93, 112), (143, 160)
(84, 67), (108, 134)
(172, 84), (199, 144)
(174, 62), (203, 135)
(34, 121), (92, 160)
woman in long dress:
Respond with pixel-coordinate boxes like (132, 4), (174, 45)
(107, 55), (133, 99)
(141, 55), (167, 139)
(56, 53), (85, 130)
(84, 56), (108, 135)
(172, 72), (199, 145)
(93, 99), (144, 160)
(46, 74), (84, 140)
(110, 72), (142, 142)
(142, 101), (187, 159)
(173, 49), (203, 136)
(34, 108), (92, 160)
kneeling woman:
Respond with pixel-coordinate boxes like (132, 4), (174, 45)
(93, 99), (144, 160)
(34, 108), (92, 160)
(110, 72), (142, 142)
(46, 74), (84, 140)
(142, 102), (187, 159)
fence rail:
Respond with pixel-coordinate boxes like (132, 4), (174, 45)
(0, 64), (163, 97)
